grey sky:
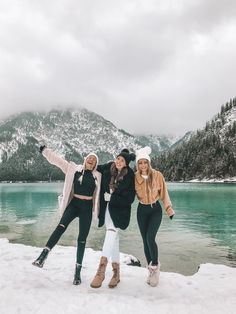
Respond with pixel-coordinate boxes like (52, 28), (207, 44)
(0, 0), (236, 136)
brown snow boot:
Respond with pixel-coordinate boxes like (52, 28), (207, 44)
(90, 256), (108, 288)
(108, 262), (120, 288)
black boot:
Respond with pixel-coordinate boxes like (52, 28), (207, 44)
(73, 263), (82, 285)
(32, 248), (50, 268)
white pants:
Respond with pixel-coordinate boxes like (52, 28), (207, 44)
(102, 206), (120, 263)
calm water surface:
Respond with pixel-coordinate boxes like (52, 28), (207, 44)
(0, 182), (235, 275)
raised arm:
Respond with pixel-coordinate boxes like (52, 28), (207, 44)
(41, 146), (69, 174)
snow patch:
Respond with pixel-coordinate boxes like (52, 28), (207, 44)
(0, 239), (236, 314)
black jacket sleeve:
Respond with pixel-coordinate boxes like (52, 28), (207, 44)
(97, 162), (113, 174)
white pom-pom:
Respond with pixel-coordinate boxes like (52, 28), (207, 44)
(143, 146), (151, 155)
(135, 148), (141, 155)
(136, 146), (151, 155)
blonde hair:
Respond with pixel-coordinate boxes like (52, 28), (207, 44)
(137, 160), (154, 191)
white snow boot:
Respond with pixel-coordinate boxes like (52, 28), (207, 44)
(147, 262), (160, 287)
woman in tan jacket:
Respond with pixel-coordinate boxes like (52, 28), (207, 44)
(135, 146), (175, 287)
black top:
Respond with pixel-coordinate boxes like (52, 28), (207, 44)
(73, 170), (96, 196)
(97, 162), (135, 230)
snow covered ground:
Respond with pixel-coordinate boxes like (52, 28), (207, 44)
(0, 238), (236, 314)
(187, 176), (236, 183)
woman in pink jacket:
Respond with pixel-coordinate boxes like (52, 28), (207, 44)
(32, 145), (101, 285)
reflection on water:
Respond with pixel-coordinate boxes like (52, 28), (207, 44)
(169, 183), (236, 251)
(0, 182), (236, 275)
(16, 219), (37, 225)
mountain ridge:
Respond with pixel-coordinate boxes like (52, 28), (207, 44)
(153, 98), (236, 181)
(0, 108), (178, 181)
(1, 98), (234, 182)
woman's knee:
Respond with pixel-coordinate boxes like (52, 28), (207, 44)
(57, 223), (67, 232)
(107, 228), (117, 233)
(146, 234), (156, 245)
(77, 239), (86, 246)
(55, 223), (67, 234)
(106, 228), (118, 238)
(77, 229), (89, 242)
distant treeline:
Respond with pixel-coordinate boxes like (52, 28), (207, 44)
(152, 99), (236, 180)
(0, 99), (235, 182)
(0, 140), (113, 182)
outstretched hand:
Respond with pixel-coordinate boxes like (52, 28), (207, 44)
(39, 145), (46, 153)
(104, 192), (111, 202)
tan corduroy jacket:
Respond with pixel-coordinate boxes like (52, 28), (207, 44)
(135, 169), (175, 217)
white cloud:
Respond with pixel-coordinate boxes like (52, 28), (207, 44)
(0, 0), (236, 135)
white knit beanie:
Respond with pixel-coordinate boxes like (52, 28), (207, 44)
(79, 153), (99, 184)
(135, 146), (152, 164)
(85, 153), (99, 163)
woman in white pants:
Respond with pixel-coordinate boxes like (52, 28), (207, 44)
(90, 149), (135, 288)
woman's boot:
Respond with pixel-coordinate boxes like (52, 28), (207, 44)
(90, 256), (108, 288)
(108, 262), (120, 288)
(32, 247), (50, 268)
(148, 262), (161, 287)
(73, 263), (82, 285)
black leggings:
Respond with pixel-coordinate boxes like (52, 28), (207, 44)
(137, 201), (162, 265)
(46, 197), (93, 265)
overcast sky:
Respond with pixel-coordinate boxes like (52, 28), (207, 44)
(0, 0), (236, 136)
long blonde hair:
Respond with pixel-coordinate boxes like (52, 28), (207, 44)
(137, 160), (154, 190)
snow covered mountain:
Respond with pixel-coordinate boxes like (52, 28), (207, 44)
(0, 109), (139, 162)
(0, 108), (179, 181)
(135, 134), (181, 154)
(153, 99), (236, 181)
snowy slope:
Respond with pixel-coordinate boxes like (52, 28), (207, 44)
(0, 108), (179, 164)
(0, 109), (141, 160)
(0, 238), (236, 314)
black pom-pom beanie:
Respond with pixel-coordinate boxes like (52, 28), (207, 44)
(117, 149), (136, 166)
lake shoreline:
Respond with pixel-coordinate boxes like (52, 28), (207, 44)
(1, 182), (235, 275)
(1, 177), (236, 184)
(182, 178), (236, 184)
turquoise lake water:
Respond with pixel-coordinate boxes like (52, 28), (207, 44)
(0, 182), (235, 275)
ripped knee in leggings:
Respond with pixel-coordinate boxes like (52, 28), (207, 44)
(59, 223), (66, 229)
(77, 240), (86, 245)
